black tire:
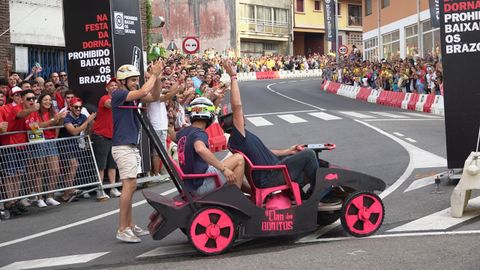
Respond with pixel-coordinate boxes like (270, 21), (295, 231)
(317, 211), (341, 226)
(340, 191), (384, 237)
(0, 209), (10, 220)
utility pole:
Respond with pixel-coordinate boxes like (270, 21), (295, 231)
(417, 0), (422, 58)
(377, 0), (382, 60)
(335, 0), (339, 63)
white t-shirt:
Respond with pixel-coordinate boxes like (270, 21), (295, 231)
(147, 99), (168, 130)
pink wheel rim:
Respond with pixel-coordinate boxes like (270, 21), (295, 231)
(190, 208), (234, 254)
(344, 194), (383, 235)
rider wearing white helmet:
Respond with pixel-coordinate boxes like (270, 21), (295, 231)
(111, 61), (164, 243)
(173, 97), (248, 196)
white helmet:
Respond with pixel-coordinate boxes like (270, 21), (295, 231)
(116, 64), (140, 80)
(187, 97), (215, 127)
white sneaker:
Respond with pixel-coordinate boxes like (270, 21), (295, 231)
(45, 198), (61, 206)
(96, 190), (110, 201)
(36, 199), (47, 208)
(116, 228), (141, 243)
(20, 198), (31, 207)
(110, 188), (122, 197)
(132, 225), (150, 236)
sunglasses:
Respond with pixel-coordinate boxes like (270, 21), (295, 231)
(25, 97), (36, 102)
(60, 74), (67, 77)
(72, 105), (82, 110)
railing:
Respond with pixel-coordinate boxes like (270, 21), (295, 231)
(348, 16), (362, 27)
(0, 135), (101, 203)
(239, 19), (289, 35)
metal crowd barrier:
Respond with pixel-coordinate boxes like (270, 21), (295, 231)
(0, 134), (102, 203)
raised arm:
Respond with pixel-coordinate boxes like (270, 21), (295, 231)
(126, 60), (164, 102)
(223, 59), (245, 136)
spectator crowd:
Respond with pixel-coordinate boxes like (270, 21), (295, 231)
(0, 47), (444, 217)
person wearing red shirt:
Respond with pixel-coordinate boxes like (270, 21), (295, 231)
(0, 87), (23, 146)
(31, 93), (66, 207)
(2, 90), (36, 212)
(91, 78), (121, 198)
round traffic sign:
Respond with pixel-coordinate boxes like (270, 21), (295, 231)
(182, 37), (200, 54)
(338, 45), (348, 55)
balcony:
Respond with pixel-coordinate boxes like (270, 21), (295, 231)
(239, 19), (289, 35)
(348, 15), (362, 27)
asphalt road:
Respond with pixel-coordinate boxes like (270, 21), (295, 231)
(1, 78), (478, 270)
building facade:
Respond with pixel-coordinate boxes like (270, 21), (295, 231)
(362, 0), (441, 61)
(152, 0), (292, 57)
(237, 0), (292, 56)
(152, 0), (236, 55)
(293, 0), (363, 56)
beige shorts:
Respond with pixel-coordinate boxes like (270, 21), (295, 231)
(112, 145), (141, 180)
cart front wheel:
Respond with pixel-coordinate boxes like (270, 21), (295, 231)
(341, 191), (384, 237)
(188, 207), (236, 255)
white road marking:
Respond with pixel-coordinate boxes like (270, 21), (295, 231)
(245, 109), (317, 117)
(364, 118), (444, 122)
(355, 120), (447, 200)
(0, 188), (177, 248)
(299, 120), (448, 241)
(137, 243), (195, 259)
(266, 83), (326, 111)
(347, 250), (366, 256)
(393, 132), (404, 137)
(404, 174), (440, 192)
(406, 138), (417, 143)
(277, 114), (308, 123)
(0, 252), (109, 270)
(370, 111), (408, 118)
(308, 112), (342, 121)
(388, 196), (480, 232)
(246, 117), (273, 126)
(297, 230), (480, 244)
(338, 111), (376, 119)
(401, 112), (442, 119)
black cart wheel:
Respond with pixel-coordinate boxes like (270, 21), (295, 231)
(317, 211), (341, 226)
(340, 191), (384, 237)
(188, 207), (236, 255)
(0, 209), (10, 220)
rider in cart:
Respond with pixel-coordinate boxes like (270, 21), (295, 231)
(221, 60), (320, 199)
(173, 97), (249, 196)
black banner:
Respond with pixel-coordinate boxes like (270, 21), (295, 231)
(439, 0), (480, 168)
(429, 0), (441, 27)
(63, 0), (114, 109)
(110, 0), (144, 84)
(323, 0), (337, 42)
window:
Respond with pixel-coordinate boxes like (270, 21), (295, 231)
(365, 0), (372, 16)
(348, 32), (363, 46)
(381, 0), (390, 8)
(382, 30), (400, 60)
(296, 0), (304, 12)
(422, 19), (441, 59)
(348, 5), (362, 26)
(314, 0), (321, 11)
(337, 3), (341, 15)
(364, 37), (378, 61)
(405, 24), (418, 57)
(240, 3), (255, 20)
(256, 6), (272, 22)
(274, 8), (288, 24)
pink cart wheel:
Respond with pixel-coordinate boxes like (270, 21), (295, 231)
(189, 207), (236, 255)
(340, 191), (384, 237)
